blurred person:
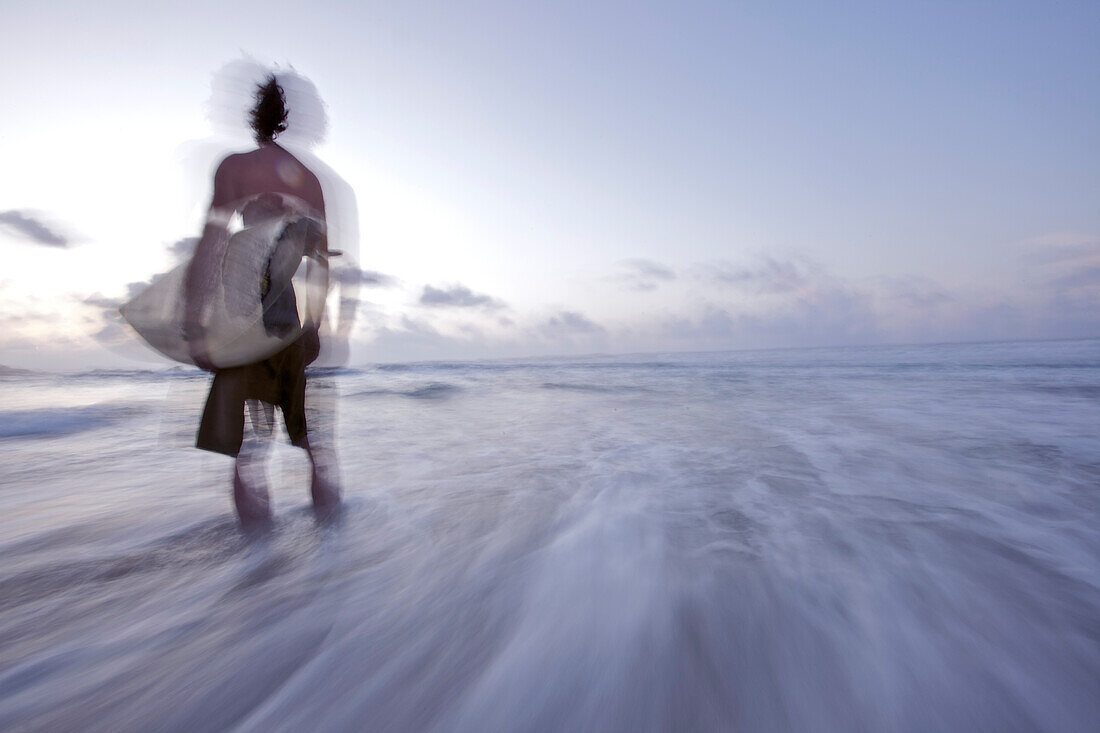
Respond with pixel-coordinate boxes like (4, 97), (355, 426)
(184, 73), (351, 527)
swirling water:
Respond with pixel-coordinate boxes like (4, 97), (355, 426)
(1, 340), (1098, 731)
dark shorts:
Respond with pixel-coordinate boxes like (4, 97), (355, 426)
(196, 336), (316, 457)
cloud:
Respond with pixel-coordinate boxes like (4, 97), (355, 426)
(672, 245), (1099, 349)
(359, 314), (489, 362)
(627, 256), (972, 351)
(419, 284), (505, 309)
(1015, 237), (1100, 338)
(613, 259), (676, 292)
(80, 282), (151, 347)
(1051, 266), (1100, 291)
(698, 257), (809, 294)
(166, 237), (199, 261)
(337, 268), (399, 287)
(875, 277), (954, 309)
(540, 310), (605, 337)
(616, 290), (878, 354)
(82, 281), (146, 311)
(1022, 236), (1100, 295)
(1018, 231), (1098, 251)
(351, 307), (611, 363)
(83, 294), (124, 310)
(0, 210), (69, 247)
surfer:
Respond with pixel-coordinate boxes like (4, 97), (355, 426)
(184, 74), (342, 526)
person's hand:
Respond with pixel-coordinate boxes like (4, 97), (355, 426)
(302, 327), (322, 365)
(192, 351), (216, 372)
(185, 325), (216, 371)
(190, 344), (216, 372)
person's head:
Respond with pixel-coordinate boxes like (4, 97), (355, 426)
(208, 60), (327, 147)
(249, 74), (289, 144)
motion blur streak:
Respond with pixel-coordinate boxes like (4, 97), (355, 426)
(1, 339), (1098, 731)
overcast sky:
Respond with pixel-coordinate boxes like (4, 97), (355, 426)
(1, 0), (1098, 369)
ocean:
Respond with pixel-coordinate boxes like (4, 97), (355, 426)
(1, 339), (1098, 731)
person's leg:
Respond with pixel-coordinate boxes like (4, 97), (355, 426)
(302, 369), (341, 513)
(233, 400), (275, 527)
(307, 443), (341, 513)
(279, 343), (342, 514)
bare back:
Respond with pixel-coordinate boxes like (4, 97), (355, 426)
(212, 144), (326, 219)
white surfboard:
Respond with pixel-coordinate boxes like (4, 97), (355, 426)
(121, 205), (328, 369)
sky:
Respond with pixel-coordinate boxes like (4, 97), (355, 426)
(1, 0), (1098, 369)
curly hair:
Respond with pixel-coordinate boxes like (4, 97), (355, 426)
(249, 74), (289, 143)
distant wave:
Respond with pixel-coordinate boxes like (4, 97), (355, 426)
(375, 363), (415, 372)
(72, 368), (204, 380)
(540, 382), (650, 394)
(346, 382), (462, 400)
(1026, 383), (1100, 399)
(375, 362), (538, 373)
(308, 366), (363, 377)
(0, 405), (141, 439)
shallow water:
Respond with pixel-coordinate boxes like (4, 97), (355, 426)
(2, 340), (1099, 731)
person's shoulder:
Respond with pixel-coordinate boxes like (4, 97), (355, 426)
(213, 151), (251, 180)
(278, 149), (325, 201)
(278, 147), (321, 178)
(219, 147), (268, 167)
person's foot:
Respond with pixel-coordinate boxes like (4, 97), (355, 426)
(234, 466), (273, 528)
(310, 464), (342, 518)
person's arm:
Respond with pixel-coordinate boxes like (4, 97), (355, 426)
(305, 185), (329, 330)
(318, 175), (359, 367)
(332, 185), (360, 346)
(184, 160), (234, 370)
